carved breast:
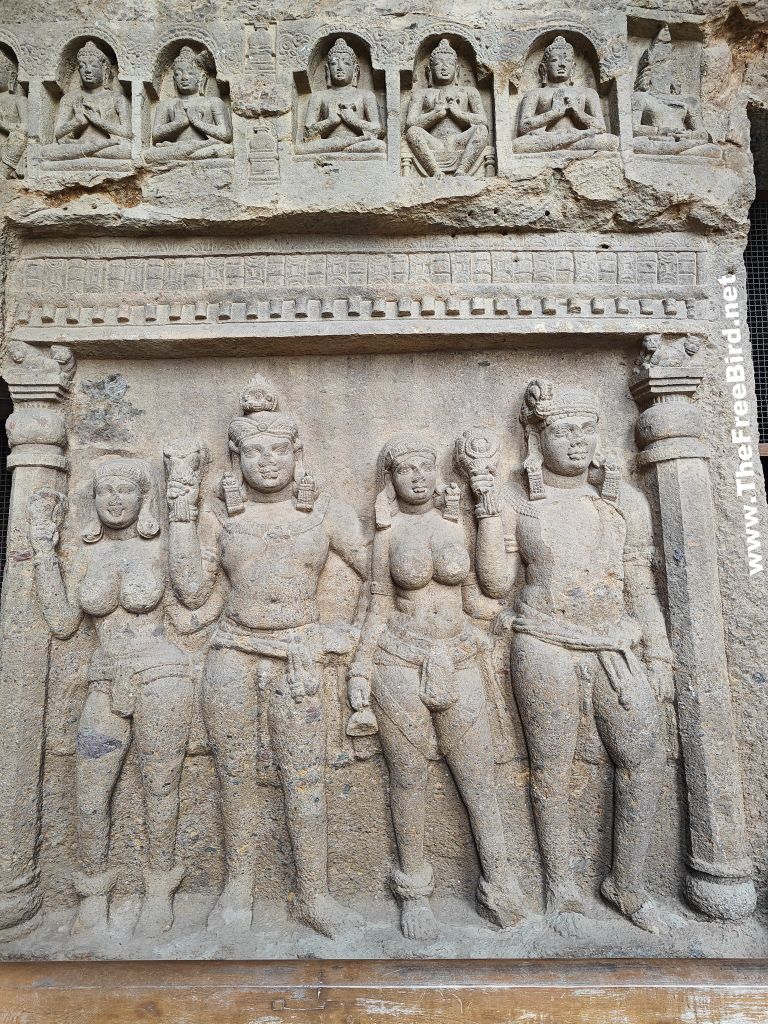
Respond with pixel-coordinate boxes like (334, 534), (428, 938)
(79, 543), (165, 618)
(389, 512), (470, 591)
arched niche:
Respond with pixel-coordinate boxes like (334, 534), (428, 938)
(293, 33), (386, 159)
(510, 30), (619, 154)
(40, 36), (132, 165)
(143, 39), (233, 168)
(401, 33), (495, 179)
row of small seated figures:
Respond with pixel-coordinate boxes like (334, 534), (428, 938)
(0, 27), (720, 180)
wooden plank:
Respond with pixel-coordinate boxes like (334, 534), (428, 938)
(0, 959), (766, 1023)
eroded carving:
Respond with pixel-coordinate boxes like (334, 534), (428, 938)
(298, 37), (385, 156)
(471, 380), (676, 934)
(0, 47), (26, 178)
(404, 38), (491, 178)
(40, 40), (131, 163)
(632, 25), (721, 158)
(29, 459), (192, 935)
(512, 35), (618, 153)
(146, 44), (233, 167)
(348, 434), (527, 941)
(165, 376), (369, 938)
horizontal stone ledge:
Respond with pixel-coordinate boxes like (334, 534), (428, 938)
(10, 318), (712, 356)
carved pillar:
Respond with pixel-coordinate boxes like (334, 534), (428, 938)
(630, 337), (755, 921)
(0, 343), (74, 931)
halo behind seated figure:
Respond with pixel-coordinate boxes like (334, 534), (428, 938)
(40, 40), (132, 163)
(145, 45), (233, 167)
(299, 38), (385, 155)
(512, 35), (618, 154)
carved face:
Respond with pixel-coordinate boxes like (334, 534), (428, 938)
(78, 52), (105, 90)
(430, 52), (458, 86)
(543, 46), (574, 84)
(540, 415), (598, 476)
(239, 433), (296, 493)
(391, 452), (437, 505)
(173, 60), (202, 96)
(327, 48), (356, 87)
(95, 476), (143, 530)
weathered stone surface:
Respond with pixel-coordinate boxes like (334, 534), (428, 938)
(0, 0), (766, 961)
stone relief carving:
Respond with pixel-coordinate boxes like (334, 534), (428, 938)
(468, 380), (677, 934)
(40, 40), (131, 164)
(403, 38), (492, 178)
(165, 376), (370, 938)
(296, 37), (385, 157)
(146, 44), (233, 167)
(512, 35), (618, 154)
(632, 25), (721, 159)
(348, 433), (526, 940)
(29, 458), (193, 935)
(0, 46), (26, 178)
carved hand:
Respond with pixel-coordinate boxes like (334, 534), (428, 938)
(647, 655), (675, 704)
(492, 605), (517, 636)
(469, 471), (496, 498)
(29, 489), (67, 554)
(167, 478), (200, 510)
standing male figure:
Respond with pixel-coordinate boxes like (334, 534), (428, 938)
(165, 376), (370, 938)
(468, 379), (677, 934)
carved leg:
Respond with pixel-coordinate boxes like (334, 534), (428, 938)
(267, 669), (361, 939)
(443, 680), (528, 929)
(202, 647), (260, 930)
(510, 635), (583, 925)
(375, 680), (438, 942)
(132, 673), (193, 934)
(404, 126), (443, 178)
(592, 653), (675, 935)
(455, 125), (489, 176)
(73, 690), (131, 933)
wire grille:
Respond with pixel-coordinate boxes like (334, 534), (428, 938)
(0, 380), (12, 589)
(746, 198), (768, 446)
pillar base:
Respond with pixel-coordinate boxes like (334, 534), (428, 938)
(684, 870), (756, 921)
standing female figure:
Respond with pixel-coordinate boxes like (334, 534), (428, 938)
(29, 459), (192, 935)
(348, 434), (527, 941)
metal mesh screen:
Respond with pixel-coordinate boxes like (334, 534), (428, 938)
(745, 196), (768, 445)
(0, 379), (11, 588)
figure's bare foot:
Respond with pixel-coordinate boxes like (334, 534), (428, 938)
(207, 874), (253, 932)
(296, 893), (363, 939)
(545, 879), (588, 937)
(400, 897), (439, 941)
(134, 865), (185, 936)
(601, 875), (684, 935)
(71, 869), (119, 935)
(476, 876), (529, 929)
(432, 170), (446, 180)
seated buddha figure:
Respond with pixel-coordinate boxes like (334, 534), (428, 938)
(512, 35), (618, 153)
(404, 38), (489, 178)
(300, 38), (385, 155)
(632, 25), (721, 158)
(146, 46), (233, 166)
(41, 41), (131, 162)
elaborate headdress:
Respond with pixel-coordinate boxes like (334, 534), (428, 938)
(325, 37), (360, 87)
(225, 375), (314, 514)
(0, 49), (18, 93)
(518, 379), (617, 502)
(82, 457), (159, 543)
(539, 35), (575, 87)
(375, 433), (437, 528)
(76, 40), (114, 88)
(635, 24), (674, 95)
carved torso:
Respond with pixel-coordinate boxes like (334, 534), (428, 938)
(215, 494), (333, 630)
(416, 85), (480, 139)
(61, 87), (126, 142)
(387, 509), (470, 637)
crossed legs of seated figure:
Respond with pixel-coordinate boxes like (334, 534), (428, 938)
(376, 662), (528, 941)
(74, 678), (192, 935)
(405, 123), (488, 178)
(41, 138), (132, 162)
(512, 634), (673, 935)
(203, 646), (361, 939)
